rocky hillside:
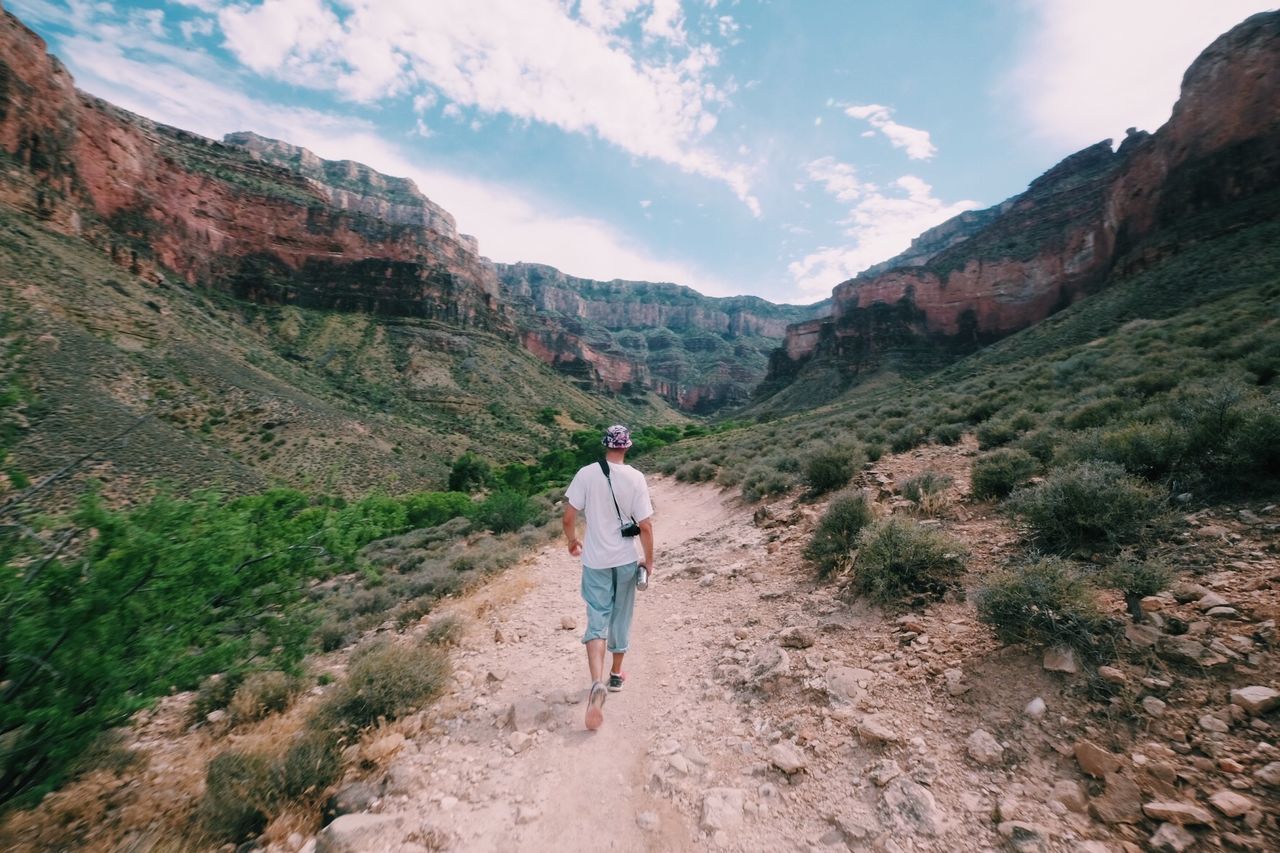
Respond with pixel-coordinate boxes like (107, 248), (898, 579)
(499, 262), (824, 413)
(0, 9), (679, 500)
(758, 11), (1280, 412)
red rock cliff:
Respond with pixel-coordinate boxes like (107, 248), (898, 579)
(765, 11), (1280, 402)
(0, 10), (508, 331)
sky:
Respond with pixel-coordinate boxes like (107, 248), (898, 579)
(8, 1), (1276, 304)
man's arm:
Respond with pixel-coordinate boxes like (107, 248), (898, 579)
(563, 504), (582, 557)
(637, 517), (655, 575)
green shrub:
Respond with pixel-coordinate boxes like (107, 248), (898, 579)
(741, 465), (793, 502)
(1016, 428), (1060, 465)
(1006, 462), (1165, 552)
(864, 443), (884, 462)
(675, 460), (717, 483)
(228, 671), (301, 725)
(901, 470), (953, 503)
(200, 750), (279, 841)
(403, 491), (473, 529)
(970, 448), (1038, 500)
(1101, 553), (1174, 622)
(846, 517), (966, 604)
(1071, 420), (1183, 480)
(278, 731), (342, 800)
(930, 423), (964, 445)
(889, 424), (926, 453)
(424, 614), (464, 646)
(447, 452), (491, 492)
(192, 672), (245, 723)
(314, 639), (449, 733)
(803, 491), (875, 579)
(803, 447), (858, 496)
(1063, 397), (1126, 430)
(976, 557), (1114, 659)
(976, 419), (1019, 450)
(474, 490), (539, 533)
(315, 619), (351, 652)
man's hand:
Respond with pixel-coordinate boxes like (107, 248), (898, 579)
(563, 505), (582, 557)
(568, 539), (582, 557)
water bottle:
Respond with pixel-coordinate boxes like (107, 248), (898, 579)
(636, 563), (649, 591)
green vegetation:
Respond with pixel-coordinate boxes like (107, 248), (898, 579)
(311, 637), (449, 735)
(900, 469), (953, 513)
(846, 517), (966, 605)
(976, 557), (1115, 661)
(802, 446), (861, 496)
(803, 490), (875, 578)
(1006, 462), (1166, 553)
(970, 448), (1038, 500)
(1100, 553), (1174, 622)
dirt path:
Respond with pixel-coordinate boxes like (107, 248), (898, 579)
(387, 477), (746, 851)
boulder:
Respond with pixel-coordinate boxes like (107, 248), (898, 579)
(996, 821), (1047, 853)
(1090, 773), (1142, 824)
(1229, 685), (1280, 715)
(1208, 789), (1255, 817)
(1142, 800), (1215, 825)
(1148, 823), (1196, 853)
(881, 777), (942, 836)
(325, 782), (380, 819)
(1255, 761), (1280, 786)
(857, 714), (901, 745)
(1042, 646), (1078, 674)
(1074, 739), (1122, 778)
(315, 814), (403, 853)
(778, 626), (817, 649)
(1050, 780), (1087, 813)
(768, 742), (807, 774)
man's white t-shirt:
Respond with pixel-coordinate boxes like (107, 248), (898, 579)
(565, 460), (654, 570)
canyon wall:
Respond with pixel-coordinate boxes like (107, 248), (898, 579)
(761, 11), (1280, 408)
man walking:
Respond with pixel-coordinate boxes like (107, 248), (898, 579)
(562, 424), (655, 730)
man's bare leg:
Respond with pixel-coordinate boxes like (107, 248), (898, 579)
(585, 639), (608, 729)
(586, 638), (607, 683)
(610, 652), (625, 676)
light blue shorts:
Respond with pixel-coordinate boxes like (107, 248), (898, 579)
(580, 562), (638, 653)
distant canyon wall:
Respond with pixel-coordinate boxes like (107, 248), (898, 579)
(763, 11), (1280, 406)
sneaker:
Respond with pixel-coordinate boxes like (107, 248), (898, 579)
(607, 671), (626, 692)
(585, 681), (607, 730)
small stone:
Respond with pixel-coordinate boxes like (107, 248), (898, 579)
(778, 626), (817, 649)
(1198, 714), (1230, 734)
(1143, 800), (1215, 825)
(881, 777), (941, 836)
(1197, 592), (1229, 610)
(205, 709), (227, 724)
(1050, 780), (1087, 813)
(1091, 772), (1143, 824)
(508, 731), (533, 753)
(997, 821), (1047, 853)
(1142, 696), (1168, 717)
(1230, 686), (1280, 715)
(1140, 596), (1164, 613)
(636, 812), (659, 832)
(315, 814), (402, 853)
(560, 615), (577, 630)
(1024, 697), (1046, 719)
(1254, 761), (1280, 786)
(1042, 646), (1078, 674)
(1097, 665), (1127, 684)
(1125, 623), (1161, 648)
(700, 788), (746, 831)
(325, 783), (380, 819)
(516, 805), (541, 824)
(1171, 581), (1210, 602)
(507, 698), (553, 733)
(1074, 739), (1122, 778)
(1208, 789), (1255, 817)
(966, 729), (1004, 766)
(857, 715), (900, 745)
(698, 573), (716, 587)
(1148, 822), (1196, 853)
(1206, 606), (1239, 619)
(769, 741), (807, 774)
(867, 759), (901, 786)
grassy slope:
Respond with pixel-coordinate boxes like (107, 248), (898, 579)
(656, 215), (1280, 485)
(0, 206), (681, 505)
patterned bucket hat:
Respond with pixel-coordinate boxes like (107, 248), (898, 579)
(602, 424), (633, 449)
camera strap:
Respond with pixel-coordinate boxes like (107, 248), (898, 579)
(598, 458), (629, 528)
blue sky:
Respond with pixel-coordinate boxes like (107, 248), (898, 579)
(9, 0), (1275, 303)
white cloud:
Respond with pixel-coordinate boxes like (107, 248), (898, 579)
(791, 167), (979, 297)
(842, 103), (937, 160)
(639, 199), (652, 208)
(180, 18), (216, 40)
(44, 30), (735, 296)
(212, 0), (758, 214)
(1008, 0), (1275, 150)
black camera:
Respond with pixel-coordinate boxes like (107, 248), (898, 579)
(620, 520), (642, 537)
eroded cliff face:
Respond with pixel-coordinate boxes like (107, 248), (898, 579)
(499, 262), (823, 413)
(764, 11), (1280, 407)
(0, 11), (507, 330)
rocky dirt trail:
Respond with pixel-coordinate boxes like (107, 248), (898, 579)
(316, 440), (1279, 853)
